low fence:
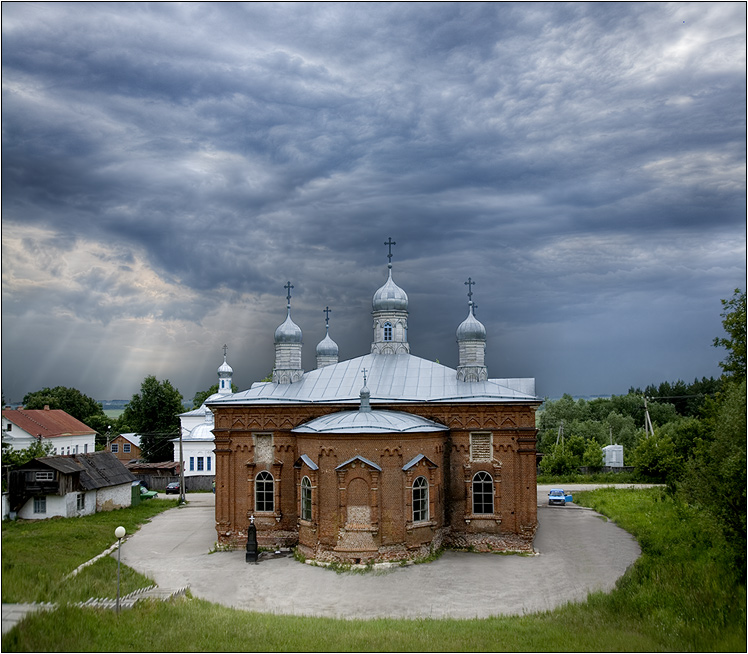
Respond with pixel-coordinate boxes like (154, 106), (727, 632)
(134, 475), (214, 492)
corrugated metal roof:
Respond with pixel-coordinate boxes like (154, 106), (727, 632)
(208, 353), (536, 407)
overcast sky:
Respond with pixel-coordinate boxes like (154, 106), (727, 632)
(2, 2), (745, 405)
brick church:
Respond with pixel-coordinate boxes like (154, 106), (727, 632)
(208, 242), (540, 563)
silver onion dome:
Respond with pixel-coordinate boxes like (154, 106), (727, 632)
(316, 331), (339, 357)
(217, 356), (233, 376)
(372, 265), (408, 311)
(274, 310), (303, 343)
(456, 304), (486, 341)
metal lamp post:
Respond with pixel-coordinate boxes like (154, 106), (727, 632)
(115, 526), (126, 613)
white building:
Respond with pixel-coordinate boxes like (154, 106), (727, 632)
(2, 407), (96, 455)
(173, 348), (234, 477)
(7, 451), (136, 520)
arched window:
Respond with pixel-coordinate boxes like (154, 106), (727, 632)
(412, 476), (428, 522)
(472, 471), (494, 514)
(301, 476), (312, 521)
(255, 471), (274, 513)
(383, 322), (393, 341)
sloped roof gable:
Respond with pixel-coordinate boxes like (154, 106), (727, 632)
(33, 451), (136, 490)
(2, 409), (96, 439)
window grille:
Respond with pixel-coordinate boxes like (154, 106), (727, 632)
(301, 476), (312, 521)
(255, 471), (274, 512)
(123, 443), (131, 453)
(412, 476), (429, 522)
(33, 496), (46, 513)
(383, 322), (393, 341)
(472, 471), (494, 514)
(111, 443), (119, 453)
(197, 457), (204, 471)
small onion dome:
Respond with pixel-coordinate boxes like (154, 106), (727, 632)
(316, 331), (339, 357)
(372, 265), (408, 311)
(456, 304), (486, 341)
(274, 309), (303, 343)
(217, 356), (233, 376)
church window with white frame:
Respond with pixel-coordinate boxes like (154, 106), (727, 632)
(412, 476), (429, 522)
(383, 321), (393, 341)
(255, 471), (274, 512)
(472, 471), (494, 514)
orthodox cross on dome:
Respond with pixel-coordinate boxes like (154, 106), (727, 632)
(465, 277), (475, 302)
(472, 303), (478, 316)
(284, 281), (294, 307)
(323, 306), (332, 326)
(384, 237), (396, 264)
(223, 344), (228, 358)
(361, 368), (368, 385)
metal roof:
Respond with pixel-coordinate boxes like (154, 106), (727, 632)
(2, 408), (96, 438)
(336, 455), (382, 471)
(208, 353), (537, 407)
(292, 408), (448, 434)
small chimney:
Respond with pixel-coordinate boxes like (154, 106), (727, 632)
(44, 405), (50, 411)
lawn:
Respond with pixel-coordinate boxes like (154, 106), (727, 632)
(2, 498), (178, 603)
(2, 489), (745, 652)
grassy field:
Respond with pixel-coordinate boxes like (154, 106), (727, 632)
(1, 499), (177, 603)
(2, 489), (745, 652)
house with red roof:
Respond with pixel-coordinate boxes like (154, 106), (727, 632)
(2, 406), (96, 455)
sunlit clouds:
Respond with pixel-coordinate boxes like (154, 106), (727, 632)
(2, 2), (745, 403)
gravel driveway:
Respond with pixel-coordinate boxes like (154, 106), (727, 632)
(119, 486), (643, 619)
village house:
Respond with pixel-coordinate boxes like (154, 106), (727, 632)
(108, 432), (142, 462)
(2, 406), (96, 456)
(7, 450), (136, 520)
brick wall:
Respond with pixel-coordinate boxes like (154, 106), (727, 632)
(213, 401), (539, 562)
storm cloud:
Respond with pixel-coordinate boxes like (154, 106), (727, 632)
(2, 2), (745, 403)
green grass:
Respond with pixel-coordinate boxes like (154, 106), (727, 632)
(2, 489), (745, 652)
(2, 498), (177, 603)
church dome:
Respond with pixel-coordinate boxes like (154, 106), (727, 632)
(372, 265), (408, 312)
(274, 310), (303, 344)
(316, 332), (339, 357)
(456, 304), (486, 341)
(217, 357), (233, 375)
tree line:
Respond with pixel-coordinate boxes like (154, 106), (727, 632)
(5, 377), (235, 465)
(539, 288), (745, 577)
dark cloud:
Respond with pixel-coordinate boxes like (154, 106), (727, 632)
(2, 2), (745, 403)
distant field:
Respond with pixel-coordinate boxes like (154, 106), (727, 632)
(102, 409), (123, 419)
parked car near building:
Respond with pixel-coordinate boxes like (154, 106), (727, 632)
(140, 484), (158, 499)
(548, 488), (566, 506)
(165, 481), (180, 495)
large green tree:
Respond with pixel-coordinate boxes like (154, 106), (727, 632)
(119, 376), (184, 462)
(713, 288), (746, 381)
(22, 386), (107, 428)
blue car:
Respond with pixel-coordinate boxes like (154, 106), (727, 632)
(548, 488), (566, 506)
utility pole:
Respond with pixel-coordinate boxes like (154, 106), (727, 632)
(556, 420), (564, 452)
(179, 427), (185, 504)
(643, 397), (655, 438)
